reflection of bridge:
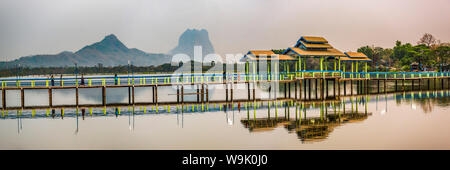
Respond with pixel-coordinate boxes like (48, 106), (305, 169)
(241, 111), (370, 143)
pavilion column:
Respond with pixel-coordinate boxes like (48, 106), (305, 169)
(356, 62), (359, 78)
(320, 58), (324, 78)
(351, 62), (354, 79)
(252, 62), (256, 81)
(299, 57), (302, 78)
(365, 62), (368, 79)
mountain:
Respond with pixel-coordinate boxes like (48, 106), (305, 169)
(169, 29), (215, 60)
(0, 34), (171, 68)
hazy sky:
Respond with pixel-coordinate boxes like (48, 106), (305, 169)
(0, 0), (449, 61)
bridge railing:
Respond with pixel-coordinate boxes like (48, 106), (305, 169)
(1, 71), (449, 88)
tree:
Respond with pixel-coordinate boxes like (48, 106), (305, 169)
(417, 33), (437, 47)
(431, 44), (450, 71)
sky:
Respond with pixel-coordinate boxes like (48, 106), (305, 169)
(0, 0), (449, 61)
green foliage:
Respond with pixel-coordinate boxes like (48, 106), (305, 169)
(358, 34), (449, 72)
(272, 49), (286, 54)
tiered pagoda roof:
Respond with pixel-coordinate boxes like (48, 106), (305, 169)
(340, 52), (372, 62)
(283, 36), (346, 58)
(240, 50), (296, 62)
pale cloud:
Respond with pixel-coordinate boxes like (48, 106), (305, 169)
(0, 0), (449, 61)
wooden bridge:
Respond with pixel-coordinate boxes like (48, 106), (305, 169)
(1, 71), (450, 110)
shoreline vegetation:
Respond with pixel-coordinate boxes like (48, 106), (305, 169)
(1, 33), (449, 78)
(274, 33), (449, 72)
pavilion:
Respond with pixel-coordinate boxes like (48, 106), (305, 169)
(282, 36), (347, 77)
(240, 50), (297, 80)
(240, 35), (372, 78)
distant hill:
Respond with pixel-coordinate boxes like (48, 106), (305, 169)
(169, 29), (215, 61)
(0, 34), (171, 68)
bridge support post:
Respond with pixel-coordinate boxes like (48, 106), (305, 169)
(350, 80), (353, 95)
(294, 81), (298, 100)
(206, 84), (209, 102)
(197, 84), (200, 103)
(48, 88), (52, 107)
(181, 85), (184, 104)
(76, 87), (79, 106)
(2, 88), (5, 109)
(344, 80), (347, 95)
(402, 79), (405, 91)
(21, 88), (24, 108)
(225, 83), (228, 102)
(128, 87), (131, 104)
(395, 80), (397, 91)
(253, 82), (256, 101)
(419, 79), (422, 90)
(154, 85), (158, 104)
(177, 85), (180, 103)
(102, 86), (106, 106)
(377, 80), (380, 93)
(307, 79), (310, 100)
(247, 82), (250, 100)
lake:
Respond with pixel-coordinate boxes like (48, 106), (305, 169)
(1, 76), (450, 149)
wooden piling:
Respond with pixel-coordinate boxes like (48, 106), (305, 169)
(2, 88), (5, 109)
(247, 82), (250, 100)
(181, 85), (184, 104)
(412, 80), (414, 91)
(76, 87), (79, 106)
(206, 84), (209, 102)
(337, 79), (340, 97)
(299, 79), (302, 100)
(128, 87), (131, 104)
(102, 86), (106, 106)
(155, 85), (158, 103)
(288, 82), (291, 98)
(377, 79), (380, 93)
(21, 88), (24, 108)
(231, 83), (234, 102)
(395, 80), (397, 91)
(48, 88), (52, 107)
(350, 80), (353, 95)
(225, 83), (228, 102)
(315, 79), (318, 99)
(177, 85), (180, 103)
(294, 81), (298, 100)
(152, 86), (155, 103)
(253, 83), (256, 101)
(197, 84), (200, 103)
(344, 80), (346, 95)
(201, 84), (205, 103)
(419, 79), (422, 90)
(402, 79), (405, 91)
(308, 79), (311, 100)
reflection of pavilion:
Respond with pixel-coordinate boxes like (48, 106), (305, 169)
(241, 111), (370, 143)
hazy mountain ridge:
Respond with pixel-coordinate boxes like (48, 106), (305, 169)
(0, 34), (171, 68)
(0, 29), (215, 69)
(169, 29), (215, 60)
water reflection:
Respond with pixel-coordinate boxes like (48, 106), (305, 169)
(1, 90), (450, 145)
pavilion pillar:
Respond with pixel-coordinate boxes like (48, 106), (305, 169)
(351, 62), (354, 79)
(356, 62), (359, 78)
(365, 62), (368, 79)
(320, 58), (324, 78)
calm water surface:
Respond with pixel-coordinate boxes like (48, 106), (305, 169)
(1, 78), (450, 149)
